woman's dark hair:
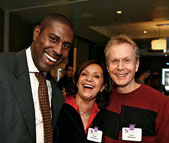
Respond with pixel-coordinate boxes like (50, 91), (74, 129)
(67, 59), (112, 109)
(147, 73), (166, 95)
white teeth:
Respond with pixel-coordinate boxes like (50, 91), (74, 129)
(117, 74), (127, 77)
(45, 53), (57, 62)
(84, 84), (94, 89)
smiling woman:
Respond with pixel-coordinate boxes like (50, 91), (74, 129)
(56, 59), (112, 143)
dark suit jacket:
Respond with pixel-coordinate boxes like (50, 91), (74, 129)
(0, 49), (64, 143)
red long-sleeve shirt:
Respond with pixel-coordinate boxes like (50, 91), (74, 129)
(101, 84), (169, 143)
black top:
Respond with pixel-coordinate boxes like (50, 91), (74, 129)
(56, 103), (104, 143)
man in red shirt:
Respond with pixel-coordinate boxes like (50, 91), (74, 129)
(101, 34), (169, 143)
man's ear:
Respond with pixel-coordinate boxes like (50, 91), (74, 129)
(33, 26), (40, 41)
(135, 59), (139, 72)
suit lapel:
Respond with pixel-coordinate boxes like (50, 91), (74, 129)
(11, 50), (36, 142)
(49, 75), (64, 131)
(11, 50), (64, 140)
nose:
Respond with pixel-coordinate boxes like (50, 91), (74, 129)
(53, 43), (62, 57)
(86, 75), (93, 81)
(117, 61), (124, 70)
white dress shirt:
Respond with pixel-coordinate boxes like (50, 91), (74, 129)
(26, 47), (52, 143)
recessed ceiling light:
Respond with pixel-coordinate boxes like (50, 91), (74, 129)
(81, 13), (93, 18)
(116, 10), (122, 14)
(144, 30), (147, 34)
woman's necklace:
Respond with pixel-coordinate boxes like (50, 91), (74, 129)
(79, 110), (91, 117)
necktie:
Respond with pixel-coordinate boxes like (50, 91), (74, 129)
(35, 72), (53, 143)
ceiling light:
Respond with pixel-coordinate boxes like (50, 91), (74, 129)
(116, 10), (122, 14)
(151, 38), (167, 50)
(151, 24), (167, 50)
(143, 30), (147, 34)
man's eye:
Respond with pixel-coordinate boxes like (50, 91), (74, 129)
(124, 59), (130, 62)
(49, 37), (57, 42)
(63, 44), (71, 50)
(111, 60), (117, 63)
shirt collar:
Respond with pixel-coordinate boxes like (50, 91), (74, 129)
(64, 95), (100, 134)
(64, 95), (100, 114)
(26, 47), (39, 73)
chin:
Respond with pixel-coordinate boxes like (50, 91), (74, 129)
(38, 66), (52, 72)
(115, 82), (127, 87)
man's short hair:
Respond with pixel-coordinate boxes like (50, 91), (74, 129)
(39, 14), (73, 33)
(104, 34), (140, 62)
(65, 63), (73, 71)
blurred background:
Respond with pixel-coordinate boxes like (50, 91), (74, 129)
(1, 0), (169, 93)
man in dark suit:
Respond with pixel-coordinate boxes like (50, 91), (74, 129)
(0, 14), (74, 143)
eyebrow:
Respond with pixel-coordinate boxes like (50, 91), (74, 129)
(50, 33), (72, 46)
(49, 33), (60, 39)
(111, 56), (130, 60)
(83, 70), (103, 75)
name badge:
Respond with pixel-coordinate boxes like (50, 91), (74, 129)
(122, 127), (142, 142)
(87, 127), (103, 142)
